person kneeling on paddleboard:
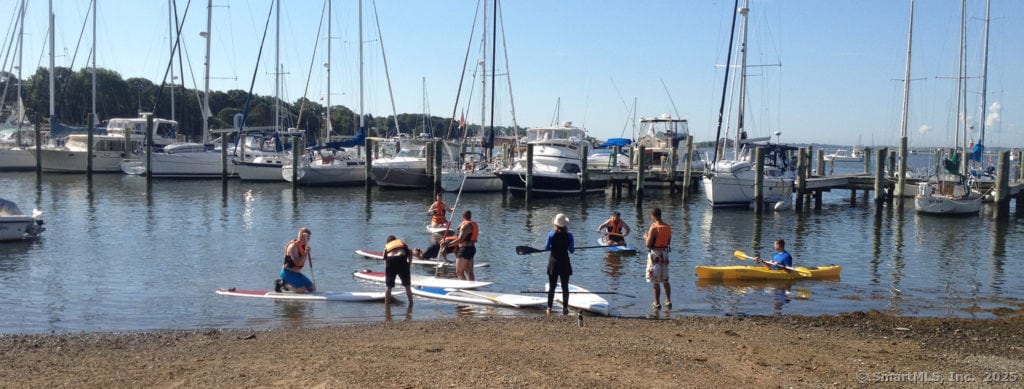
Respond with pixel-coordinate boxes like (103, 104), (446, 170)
(596, 211), (630, 246)
(383, 235), (414, 305)
(276, 227), (316, 293)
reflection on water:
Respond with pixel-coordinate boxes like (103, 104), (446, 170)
(0, 167), (1022, 334)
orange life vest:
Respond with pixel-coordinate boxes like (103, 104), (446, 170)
(607, 218), (624, 234)
(648, 222), (671, 249)
(458, 220), (479, 243)
(283, 239), (309, 270)
(385, 239), (409, 259)
(431, 201), (447, 220)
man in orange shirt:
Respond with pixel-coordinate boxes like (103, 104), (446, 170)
(644, 208), (671, 310)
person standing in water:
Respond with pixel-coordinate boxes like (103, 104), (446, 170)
(545, 213), (575, 315)
(644, 208), (671, 310)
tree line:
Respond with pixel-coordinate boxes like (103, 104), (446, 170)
(1, 66), (517, 142)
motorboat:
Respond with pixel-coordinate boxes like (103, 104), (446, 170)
(823, 147), (865, 163)
(634, 114), (705, 188)
(370, 136), (436, 189)
(495, 122), (608, 196)
(0, 199), (44, 241)
(41, 116), (176, 173)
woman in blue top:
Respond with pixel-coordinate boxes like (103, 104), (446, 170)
(755, 239), (793, 270)
(545, 213), (575, 315)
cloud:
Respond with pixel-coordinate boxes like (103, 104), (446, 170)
(917, 124), (931, 134)
(986, 101), (1001, 127)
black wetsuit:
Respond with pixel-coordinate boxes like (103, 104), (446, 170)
(546, 231), (573, 311)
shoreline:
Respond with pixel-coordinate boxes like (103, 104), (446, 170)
(2, 311), (1022, 387)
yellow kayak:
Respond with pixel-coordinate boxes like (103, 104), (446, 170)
(694, 265), (841, 281)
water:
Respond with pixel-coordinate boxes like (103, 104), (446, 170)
(1, 152), (1021, 334)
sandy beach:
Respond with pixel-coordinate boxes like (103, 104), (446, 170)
(2, 311), (1022, 388)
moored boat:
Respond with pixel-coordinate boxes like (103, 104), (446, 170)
(495, 122), (609, 196)
(0, 199), (45, 241)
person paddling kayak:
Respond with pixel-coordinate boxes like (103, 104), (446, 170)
(755, 239), (794, 271)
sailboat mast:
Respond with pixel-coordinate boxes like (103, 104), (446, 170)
(480, 0), (487, 145)
(978, 0), (990, 148)
(91, 0), (97, 123)
(955, 0), (966, 174)
(488, 0), (498, 160)
(734, 0), (749, 158)
(275, 0), (280, 132)
(202, 0), (211, 143)
(709, 0), (740, 165)
(326, 0), (332, 145)
(16, 0), (24, 133)
(358, 0), (364, 134)
(168, 0), (175, 121)
(48, 0), (55, 125)
(896, 0), (914, 199)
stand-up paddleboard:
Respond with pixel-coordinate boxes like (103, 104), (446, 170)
(597, 236), (638, 254)
(410, 286), (546, 308)
(352, 270), (493, 289)
(215, 288), (387, 301)
(544, 283), (611, 316)
(353, 249), (490, 268)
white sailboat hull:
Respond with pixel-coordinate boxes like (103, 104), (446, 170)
(126, 151), (236, 178)
(702, 168), (794, 208)
(283, 161), (366, 186)
(440, 169), (502, 192)
(0, 148), (35, 170)
(39, 148), (127, 173)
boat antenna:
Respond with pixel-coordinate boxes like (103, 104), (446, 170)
(710, 0), (741, 165)
(660, 78), (681, 120)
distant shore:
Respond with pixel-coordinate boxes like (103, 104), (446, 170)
(2, 311), (1022, 387)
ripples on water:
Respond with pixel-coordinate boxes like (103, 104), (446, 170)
(1, 154), (1021, 334)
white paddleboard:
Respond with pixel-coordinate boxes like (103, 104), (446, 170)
(353, 249), (490, 268)
(215, 288), (387, 301)
(353, 270), (492, 289)
(426, 225), (452, 234)
(543, 283), (611, 316)
(410, 286), (546, 308)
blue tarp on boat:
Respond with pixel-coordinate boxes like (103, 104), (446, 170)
(308, 128), (366, 151)
(597, 138), (631, 148)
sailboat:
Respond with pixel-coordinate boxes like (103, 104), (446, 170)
(440, 0), (505, 193)
(915, 0), (982, 215)
(120, 0), (237, 178)
(702, 0), (796, 209)
(282, 0), (367, 186)
(0, 1), (36, 171)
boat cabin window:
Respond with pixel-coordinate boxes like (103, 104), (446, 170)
(560, 163), (581, 174)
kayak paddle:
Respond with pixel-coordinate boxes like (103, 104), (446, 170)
(515, 245), (611, 255)
(732, 250), (811, 277)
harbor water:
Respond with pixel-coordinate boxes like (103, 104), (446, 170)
(1, 152), (1021, 334)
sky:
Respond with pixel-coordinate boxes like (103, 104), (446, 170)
(8, 0), (1022, 148)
